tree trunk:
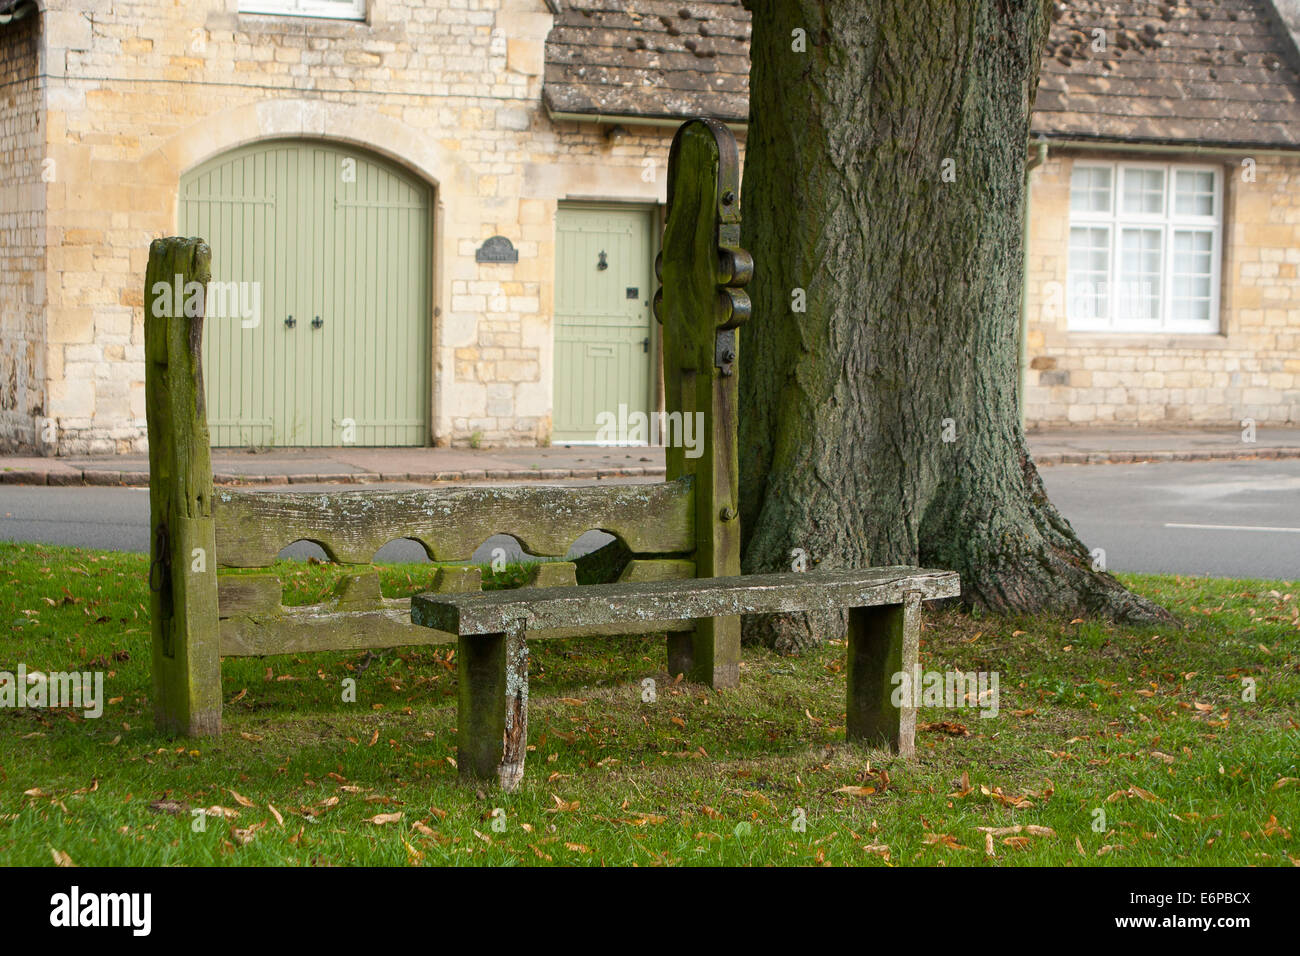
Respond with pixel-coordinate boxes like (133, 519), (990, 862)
(738, 0), (1170, 653)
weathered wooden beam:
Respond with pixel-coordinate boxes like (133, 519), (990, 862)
(656, 118), (751, 689)
(847, 592), (922, 758)
(413, 567), (959, 637)
(220, 602), (448, 656)
(217, 573), (282, 617)
(145, 237), (222, 737)
(457, 619), (529, 791)
(618, 558), (696, 582)
(212, 478), (695, 567)
(432, 565), (483, 593)
(219, 601), (691, 657)
(332, 570), (382, 607)
(523, 561), (577, 588)
(499, 621), (529, 792)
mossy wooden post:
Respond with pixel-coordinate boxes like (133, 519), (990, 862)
(146, 237), (221, 737)
(655, 118), (752, 688)
(846, 591), (922, 757)
(457, 619), (528, 791)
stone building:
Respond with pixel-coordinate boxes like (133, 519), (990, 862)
(1, 0), (1298, 455)
(1023, 0), (1300, 426)
(0, 0), (748, 453)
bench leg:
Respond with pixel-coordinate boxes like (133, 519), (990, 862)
(667, 615), (740, 689)
(457, 621), (529, 791)
(846, 591), (921, 758)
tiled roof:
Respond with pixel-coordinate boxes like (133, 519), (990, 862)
(543, 1), (751, 121)
(1034, 0), (1300, 148)
(543, 0), (1300, 149)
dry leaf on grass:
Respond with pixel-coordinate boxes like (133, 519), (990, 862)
(948, 771), (973, 798)
(833, 786), (876, 797)
(547, 794), (579, 813)
(919, 721), (970, 736)
(922, 832), (969, 851)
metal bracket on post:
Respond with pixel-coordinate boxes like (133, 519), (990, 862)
(714, 328), (736, 377)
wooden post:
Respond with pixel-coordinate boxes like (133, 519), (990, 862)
(656, 118), (752, 689)
(145, 237), (222, 736)
(457, 619), (528, 791)
(846, 591), (922, 757)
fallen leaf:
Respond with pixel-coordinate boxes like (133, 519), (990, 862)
(862, 843), (891, 861)
(948, 771), (973, 798)
(547, 794), (579, 813)
(922, 832), (969, 851)
(366, 812), (404, 826)
(920, 721), (970, 736)
(231, 823), (264, 846)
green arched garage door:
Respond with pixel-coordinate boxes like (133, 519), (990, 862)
(179, 139), (432, 447)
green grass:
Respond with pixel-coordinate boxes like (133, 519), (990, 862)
(0, 540), (1296, 866)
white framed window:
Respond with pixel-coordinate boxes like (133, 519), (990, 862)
(239, 0), (365, 20)
(1066, 160), (1222, 333)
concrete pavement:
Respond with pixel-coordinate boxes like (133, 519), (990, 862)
(2, 425), (1299, 487)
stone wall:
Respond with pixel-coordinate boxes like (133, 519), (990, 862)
(0, 7), (44, 451)
(28, 0), (676, 453)
(1024, 149), (1300, 426)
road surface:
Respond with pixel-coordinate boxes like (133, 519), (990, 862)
(2, 461), (1297, 580)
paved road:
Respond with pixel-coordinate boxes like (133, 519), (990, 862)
(2, 462), (1297, 580)
(1039, 459), (1300, 581)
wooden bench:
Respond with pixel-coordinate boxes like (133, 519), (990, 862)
(144, 117), (961, 771)
(413, 568), (958, 790)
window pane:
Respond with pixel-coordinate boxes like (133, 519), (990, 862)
(1121, 168), (1165, 215)
(240, 0), (366, 17)
(1070, 165), (1112, 214)
(1117, 228), (1162, 321)
(1068, 225), (1111, 320)
(1173, 170), (1215, 217)
(1170, 229), (1214, 322)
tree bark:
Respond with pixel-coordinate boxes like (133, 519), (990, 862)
(738, 0), (1170, 653)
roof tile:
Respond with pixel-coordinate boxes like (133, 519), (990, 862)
(544, 0), (1300, 148)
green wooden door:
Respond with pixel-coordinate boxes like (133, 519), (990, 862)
(553, 205), (655, 443)
(179, 140), (431, 447)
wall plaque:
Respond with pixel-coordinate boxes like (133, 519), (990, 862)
(475, 235), (519, 264)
